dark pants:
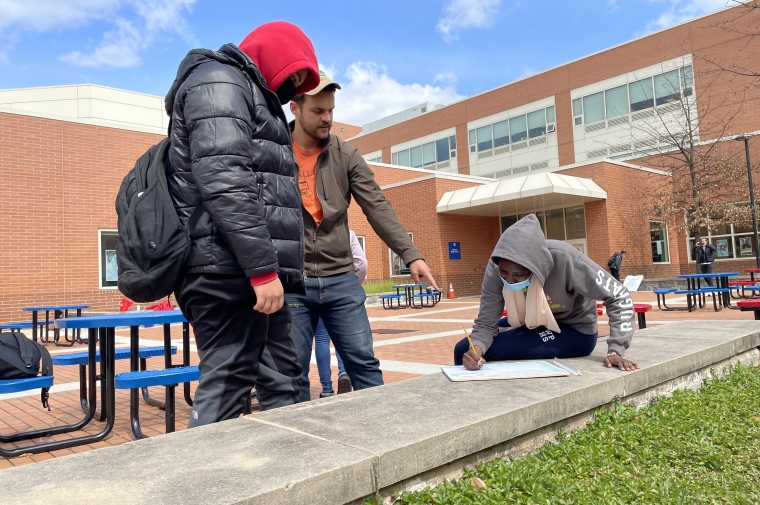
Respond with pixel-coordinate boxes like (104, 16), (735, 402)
(610, 268), (620, 281)
(700, 263), (714, 286)
(285, 272), (383, 401)
(454, 319), (598, 364)
(176, 273), (301, 428)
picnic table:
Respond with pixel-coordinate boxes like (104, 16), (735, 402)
(745, 268), (760, 282)
(22, 304), (90, 346)
(56, 310), (193, 439)
(391, 284), (426, 307)
(675, 272), (738, 311)
(0, 310), (197, 458)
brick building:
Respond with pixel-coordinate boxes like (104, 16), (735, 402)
(347, 5), (760, 294)
(0, 5), (759, 324)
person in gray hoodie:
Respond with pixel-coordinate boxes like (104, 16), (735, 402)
(456, 214), (638, 372)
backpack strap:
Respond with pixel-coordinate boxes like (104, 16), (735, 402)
(187, 203), (205, 233)
(10, 332), (35, 370)
(37, 344), (53, 411)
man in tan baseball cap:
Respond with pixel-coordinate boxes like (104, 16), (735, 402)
(286, 70), (440, 402)
(305, 69), (341, 96)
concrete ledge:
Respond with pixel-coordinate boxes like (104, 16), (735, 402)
(1, 320), (759, 505)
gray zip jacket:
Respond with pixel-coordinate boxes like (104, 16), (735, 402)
(470, 214), (635, 357)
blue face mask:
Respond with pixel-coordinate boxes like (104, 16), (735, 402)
(501, 275), (531, 291)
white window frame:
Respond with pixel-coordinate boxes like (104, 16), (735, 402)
(98, 229), (119, 289)
(468, 105), (556, 154)
(356, 235), (365, 252)
(650, 221), (671, 264)
(389, 232), (413, 277)
(686, 225), (757, 262)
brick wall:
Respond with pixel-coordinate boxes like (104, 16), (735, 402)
(0, 111), (162, 324)
(347, 175), (498, 296)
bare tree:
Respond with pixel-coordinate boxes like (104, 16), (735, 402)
(609, 57), (757, 240)
(695, 1), (760, 81)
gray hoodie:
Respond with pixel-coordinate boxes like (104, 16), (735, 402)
(470, 214), (635, 357)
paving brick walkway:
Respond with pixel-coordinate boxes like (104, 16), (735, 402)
(1, 290), (754, 468)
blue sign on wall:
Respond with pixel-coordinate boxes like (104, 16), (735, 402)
(449, 242), (461, 260)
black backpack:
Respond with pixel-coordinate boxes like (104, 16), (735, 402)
(115, 138), (202, 303)
(0, 332), (53, 410)
(607, 253), (618, 268)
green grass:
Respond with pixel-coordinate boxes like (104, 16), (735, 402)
(363, 278), (412, 295)
(369, 364), (760, 505)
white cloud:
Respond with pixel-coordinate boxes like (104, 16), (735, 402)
(287, 62), (465, 127)
(437, 0), (501, 42)
(643, 0), (731, 32)
(330, 62), (465, 126)
(61, 0), (195, 68)
(0, 0), (121, 31)
(0, 0), (195, 68)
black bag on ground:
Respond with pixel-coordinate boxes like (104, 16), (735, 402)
(115, 138), (201, 303)
(0, 332), (52, 380)
(0, 331), (53, 409)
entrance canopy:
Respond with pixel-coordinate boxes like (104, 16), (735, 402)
(436, 172), (607, 216)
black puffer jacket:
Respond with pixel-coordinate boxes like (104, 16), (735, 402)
(165, 44), (304, 292)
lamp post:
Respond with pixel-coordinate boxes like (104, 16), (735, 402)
(735, 135), (760, 268)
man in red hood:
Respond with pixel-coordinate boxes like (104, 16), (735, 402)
(164, 22), (318, 427)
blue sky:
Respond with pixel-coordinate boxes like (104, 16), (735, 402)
(0, 0), (732, 125)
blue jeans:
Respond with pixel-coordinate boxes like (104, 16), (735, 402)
(454, 318), (598, 364)
(314, 318), (346, 393)
(286, 272), (383, 401)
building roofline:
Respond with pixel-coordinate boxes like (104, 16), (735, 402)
(0, 106), (165, 136)
(377, 157), (673, 191)
(0, 83), (165, 100)
(349, 3), (736, 141)
(557, 158), (672, 177)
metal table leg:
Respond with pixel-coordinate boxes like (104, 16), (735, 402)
(183, 322), (193, 407)
(0, 327), (116, 457)
(31, 310), (38, 343)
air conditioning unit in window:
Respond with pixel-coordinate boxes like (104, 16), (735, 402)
(547, 123), (556, 133)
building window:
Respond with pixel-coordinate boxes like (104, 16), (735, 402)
(583, 92), (605, 124)
(99, 230), (119, 289)
(527, 110), (546, 138)
(476, 125), (493, 151)
(392, 135), (456, 169)
(650, 222), (670, 263)
(500, 206), (586, 240)
(688, 215), (758, 261)
(572, 98), (583, 125)
(565, 205), (586, 240)
(422, 142), (436, 167)
(468, 105), (556, 154)
(654, 69), (681, 105)
(573, 64), (692, 125)
(368, 157), (382, 163)
(493, 120), (509, 148)
(509, 115), (528, 143)
(356, 235), (365, 251)
(605, 84), (629, 119)
(629, 77), (654, 112)
(390, 233), (413, 277)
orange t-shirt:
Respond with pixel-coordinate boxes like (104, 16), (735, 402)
(292, 139), (323, 226)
